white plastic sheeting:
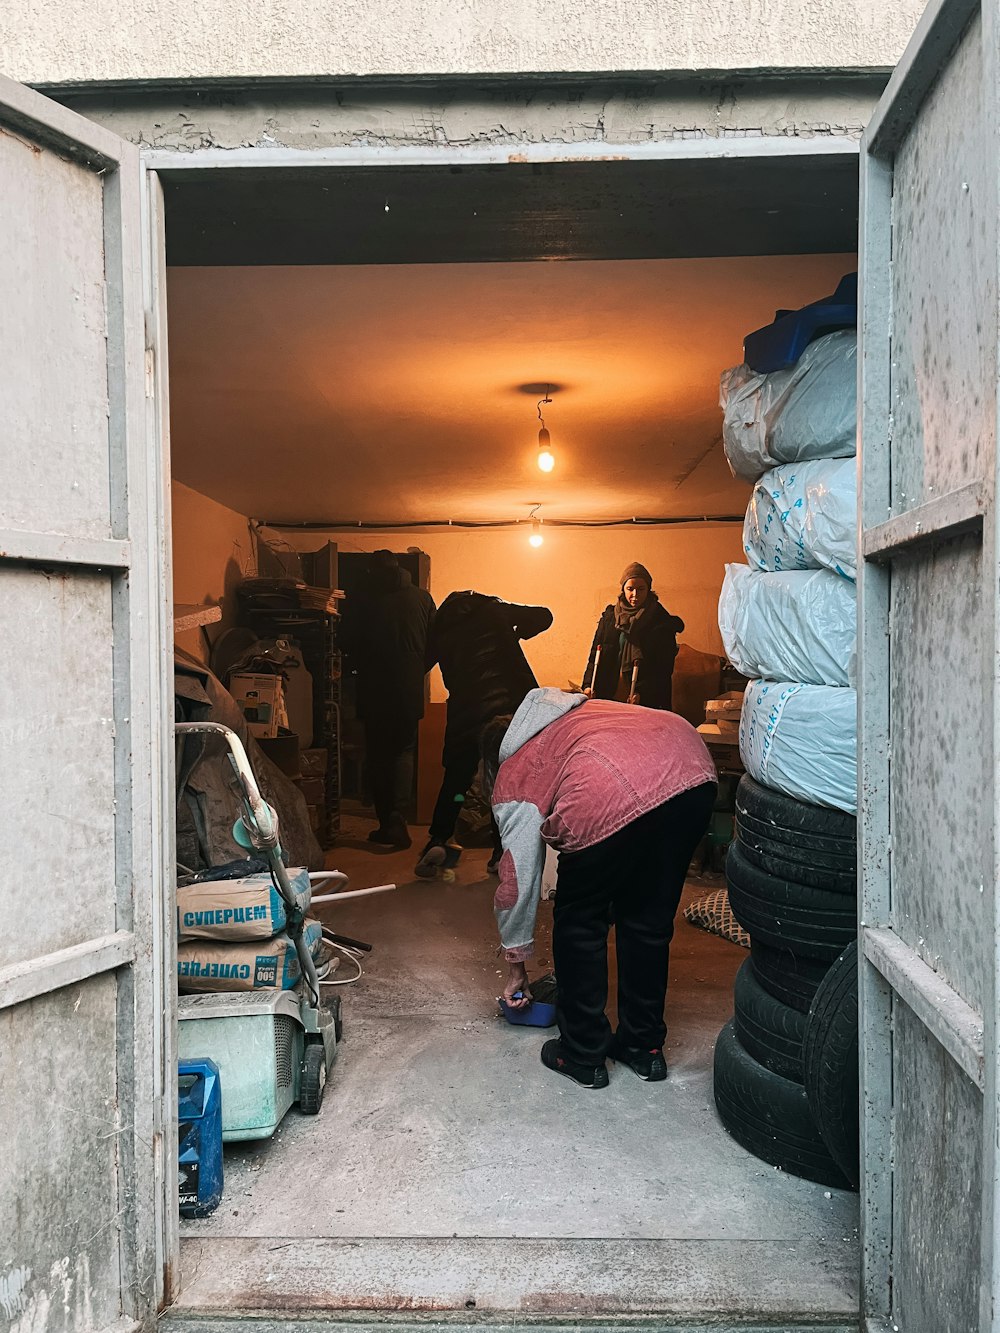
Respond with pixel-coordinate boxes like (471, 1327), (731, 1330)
(743, 456), (858, 581)
(739, 679), (857, 814)
(720, 330), (858, 482)
(719, 564), (856, 688)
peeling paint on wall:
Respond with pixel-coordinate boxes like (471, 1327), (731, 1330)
(59, 78), (881, 155)
(0, 1267), (31, 1321)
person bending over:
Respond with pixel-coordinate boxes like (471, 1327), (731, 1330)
(483, 688), (715, 1088)
(582, 561), (684, 709)
(415, 590), (553, 878)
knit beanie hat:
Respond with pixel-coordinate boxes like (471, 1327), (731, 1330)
(620, 561), (653, 589)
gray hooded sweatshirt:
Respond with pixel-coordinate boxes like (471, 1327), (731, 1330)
(491, 686), (716, 961)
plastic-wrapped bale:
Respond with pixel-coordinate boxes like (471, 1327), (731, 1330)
(720, 330), (857, 483)
(719, 565), (856, 689)
(743, 457), (857, 581)
(177, 918), (323, 993)
(177, 868), (311, 942)
(739, 680), (857, 815)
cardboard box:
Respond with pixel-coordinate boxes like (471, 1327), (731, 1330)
(297, 775), (326, 806)
(230, 672), (285, 738)
(257, 732), (300, 776)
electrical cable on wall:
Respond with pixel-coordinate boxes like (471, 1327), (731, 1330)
(260, 514), (744, 531)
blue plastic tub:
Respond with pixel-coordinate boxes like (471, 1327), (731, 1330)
(743, 273), (857, 373)
(498, 993), (558, 1027)
(178, 1057), (224, 1217)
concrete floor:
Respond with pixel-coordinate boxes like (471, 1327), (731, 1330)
(176, 812), (859, 1321)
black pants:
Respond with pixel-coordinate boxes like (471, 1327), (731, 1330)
(552, 782), (716, 1065)
(428, 734), (501, 857)
(363, 716), (418, 829)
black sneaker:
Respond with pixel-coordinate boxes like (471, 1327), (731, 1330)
(368, 822), (412, 850)
(610, 1040), (667, 1082)
(414, 840), (462, 878)
(540, 1038), (609, 1089)
(486, 852), (501, 875)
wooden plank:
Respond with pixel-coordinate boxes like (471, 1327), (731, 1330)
(862, 481), (986, 561)
(0, 931), (136, 1010)
(174, 602), (222, 633)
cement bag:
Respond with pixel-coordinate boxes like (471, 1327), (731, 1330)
(740, 680), (857, 814)
(743, 457), (857, 581)
(177, 918), (323, 993)
(720, 330), (857, 482)
(176, 867), (311, 942)
(719, 565), (856, 688)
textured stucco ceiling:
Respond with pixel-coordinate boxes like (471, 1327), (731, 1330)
(167, 253), (854, 525)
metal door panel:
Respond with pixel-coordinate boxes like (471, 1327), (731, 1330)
(0, 979), (124, 1329)
(888, 12), (993, 511)
(0, 133), (113, 541)
(860, 0), (997, 1327)
(893, 1003), (983, 1332)
(1, 567), (117, 967)
(0, 76), (171, 1333)
(889, 535), (986, 1011)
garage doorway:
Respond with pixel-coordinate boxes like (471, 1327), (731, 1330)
(159, 143), (861, 1325)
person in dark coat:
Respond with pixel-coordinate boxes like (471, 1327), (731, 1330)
(416, 590), (553, 878)
(341, 550), (435, 849)
(582, 562), (684, 711)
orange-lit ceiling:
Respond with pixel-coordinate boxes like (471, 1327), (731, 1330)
(166, 253), (854, 525)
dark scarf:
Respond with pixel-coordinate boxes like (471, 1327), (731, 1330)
(613, 591), (659, 668)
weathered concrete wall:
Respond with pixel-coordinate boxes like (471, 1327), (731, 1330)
(59, 78), (882, 152)
(4, 0), (924, 89)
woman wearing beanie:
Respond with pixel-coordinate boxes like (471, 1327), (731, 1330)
(581, 562), (684, 710)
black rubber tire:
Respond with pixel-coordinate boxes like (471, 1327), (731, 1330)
(750, 941), (831, 1014)
(726, 843), (858, 962)
(804, 941), (860, 1190)
(733, 957), (806, 1083)
(736, 775), (856, 841)
(299, 1040), (327, 1115)
(735, 804), (857, 860)
(735, 823), (857, 894)
(713, 1020), (851, 1189)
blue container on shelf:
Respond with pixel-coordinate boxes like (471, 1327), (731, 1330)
(178, 1057), (224, 1218)
(743, 273), (857, 373)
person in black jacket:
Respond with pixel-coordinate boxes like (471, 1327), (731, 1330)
(582, 562), (684, 711)
(342, 551), (436, 849)
(416, 590), (553, 878)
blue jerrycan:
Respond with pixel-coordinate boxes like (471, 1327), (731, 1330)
(178, 1058), (224, 1218)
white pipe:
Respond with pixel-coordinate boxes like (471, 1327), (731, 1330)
(310, 883), (397, 904)
(308, 871), (349, 886)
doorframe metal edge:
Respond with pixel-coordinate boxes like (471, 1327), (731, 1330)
(865, 0), (980, 155)
(856, 141), (894, 1328)
(141, 135), (861, 174)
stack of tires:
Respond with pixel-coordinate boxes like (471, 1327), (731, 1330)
(715, 776), (859, 1189)
(714, 311), (860, 1190)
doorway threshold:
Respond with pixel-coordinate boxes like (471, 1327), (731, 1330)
(169, 1234), (857, 1324)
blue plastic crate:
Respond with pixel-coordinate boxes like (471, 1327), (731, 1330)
(744, 273), (857, 373)
(178, 1057), (224, 1217)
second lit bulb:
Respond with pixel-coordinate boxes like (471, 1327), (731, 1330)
(537, 426), (555, 473)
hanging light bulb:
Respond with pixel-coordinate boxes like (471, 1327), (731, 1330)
(537, 427), (555, 473)
(528, 505), (544, 548)
(536, 389), (556, 472)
